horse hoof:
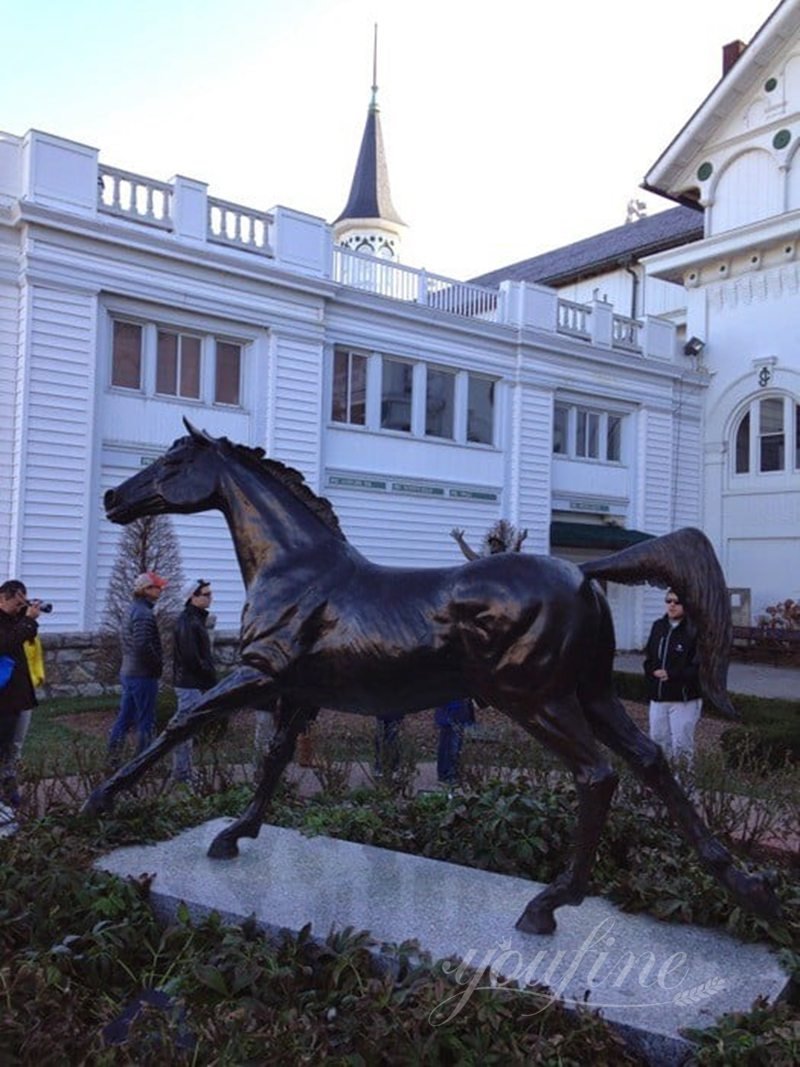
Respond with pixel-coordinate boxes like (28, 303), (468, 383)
(207, 836), (239, 860)
(748, 872), (783, 921)
(515, 905), (557, 935)
(730, 869), (782, 921)
(81, 788), (114, 817)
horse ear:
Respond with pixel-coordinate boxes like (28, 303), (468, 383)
(182, 417), (214, 444)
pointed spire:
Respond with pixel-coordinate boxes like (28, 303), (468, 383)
(333, 24), (405, 229)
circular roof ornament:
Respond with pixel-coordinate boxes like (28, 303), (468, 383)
(697, 162), (713, 182)
(765, 77), (778, 92)
(773, 129), (791, 150)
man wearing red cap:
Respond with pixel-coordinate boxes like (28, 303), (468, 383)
(107, 571), (167, 765)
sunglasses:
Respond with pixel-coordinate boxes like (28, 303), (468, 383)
(665, 597), (681, 605)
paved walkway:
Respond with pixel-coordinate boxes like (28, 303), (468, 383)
(615, 652), (799, 700)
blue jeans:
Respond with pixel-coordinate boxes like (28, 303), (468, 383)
(437, 723), (465, 783)
(171, 687), (204, 780)
(109, 677), (158, 759)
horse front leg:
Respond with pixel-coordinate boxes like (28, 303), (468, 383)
(207, 701), (320, 859)
(82, 666), (272, 816)
(509, 697), (618, 935)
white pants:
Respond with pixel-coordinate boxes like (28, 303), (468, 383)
(648, 698), (702, 762)
(254, 709), (277, 755)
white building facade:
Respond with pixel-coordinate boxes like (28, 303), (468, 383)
(643, 0), (800, 622)
(0, 130), (700, 649)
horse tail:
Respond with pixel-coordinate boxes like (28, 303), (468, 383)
(580, 528), (734, 717)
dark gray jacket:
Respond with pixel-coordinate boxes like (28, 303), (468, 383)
(120, 597), (163, 679)
(173, 604), (216, 690)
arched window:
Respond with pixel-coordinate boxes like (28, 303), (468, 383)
(732, 395), (799, 475)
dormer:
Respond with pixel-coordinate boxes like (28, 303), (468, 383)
(644, 0), (800, 238)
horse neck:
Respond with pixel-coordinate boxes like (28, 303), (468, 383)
(217, 463), (340, 584)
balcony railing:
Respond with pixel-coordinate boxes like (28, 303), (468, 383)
(332, 245), (499, 322)
(207, 197), (273, 257)
(98, 165), (173, 230)
(612, 314), (642, 352)
(91, 159), (662, 358)
(557, 299), (591, 339)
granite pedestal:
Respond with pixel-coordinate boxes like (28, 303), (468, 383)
(96, 820), (789, 1065)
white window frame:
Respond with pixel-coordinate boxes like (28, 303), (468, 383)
(107, 314), (245, 409)
(731, 393), (799, 478)
(328, 347), (498, 447)
(553, 401), (625, 464)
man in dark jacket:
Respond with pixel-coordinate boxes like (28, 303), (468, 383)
(107, 571), (167, 764)
(0, 579), (41, 807)
(171, 579), (217, 783)
(643, 589), (702, 763)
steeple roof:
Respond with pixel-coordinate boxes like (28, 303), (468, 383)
(334, 87), (405, 227)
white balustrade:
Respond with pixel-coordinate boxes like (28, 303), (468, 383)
(207, 197), (274, 256)
(97, 165), (173, 229)
(612, 314), (643, 353)
(331, 246), (499, 322)
(557, 299), (591, 338)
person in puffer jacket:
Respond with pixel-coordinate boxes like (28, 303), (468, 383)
(170, 579), (217, 784)
(107, 571), (167, 764)
(643, 589), (702, 763)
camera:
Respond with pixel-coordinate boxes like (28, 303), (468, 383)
(27, 599), (54, 613)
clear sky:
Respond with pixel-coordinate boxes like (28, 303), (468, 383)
(1, 0), (781, 279)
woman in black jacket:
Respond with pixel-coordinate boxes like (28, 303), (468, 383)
(643, 589), (702, 763)
(0, 580), (41, 807)
(171, 579), (217, 783)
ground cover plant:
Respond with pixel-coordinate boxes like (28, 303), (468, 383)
(3, 685), (798, 1063)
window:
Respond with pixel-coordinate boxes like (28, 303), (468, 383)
(553, 404), (568, 454)
(425, 368), (455, 439)
(759, 397), (784, 472)
(156, 331), (201, 398)
(331, 349), (367, 425)
(215, 342), (241, 405)
(733, 395), (798, 476)
(735, 412), (750, 473)
(381, 359), (413, 432)
(553, 401), (625, 463)
(576, 409), (600, 458)
(111, 321), (142, 390)
(110, 317), (244, 407)
(329, 348), (497, 446)
(467, 375), (494, 444)
(607, 415), (622, 462)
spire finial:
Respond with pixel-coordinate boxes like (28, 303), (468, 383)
(371, 23), (378, 107)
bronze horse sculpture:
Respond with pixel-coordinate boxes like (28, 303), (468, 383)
(84, 421), (780, 934)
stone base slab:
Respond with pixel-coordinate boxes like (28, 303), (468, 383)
(96, 820), (789, 1066)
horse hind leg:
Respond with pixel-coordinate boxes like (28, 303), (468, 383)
(511, 696), (619, 935)
(207, 702), (319, 859)
(583, 692), (782, 923)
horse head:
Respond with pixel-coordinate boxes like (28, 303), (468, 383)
(104, 418), (223, 524)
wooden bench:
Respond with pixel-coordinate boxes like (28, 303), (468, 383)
(732, 625), (800, 663)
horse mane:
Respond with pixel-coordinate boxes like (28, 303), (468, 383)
(220, 438), (347, 541)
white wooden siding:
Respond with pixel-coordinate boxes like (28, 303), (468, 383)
(516, 385), (553, 553)
(710, 151), (782, 235)
(270, 335), (323, 486)
(0, 280), (18, 579)
(671, 405), (702, 529)
(329, 484), (501, 568)
(20, 286), (96, 628)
